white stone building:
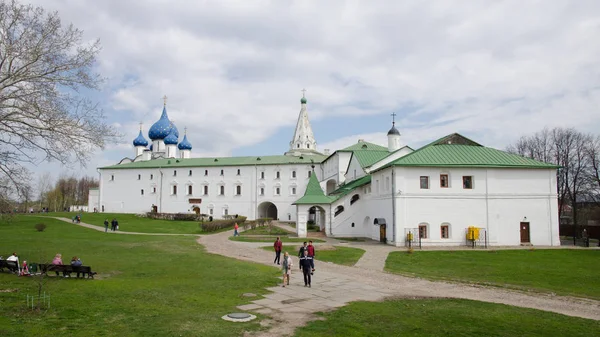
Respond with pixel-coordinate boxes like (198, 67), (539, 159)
(92, 95), (560, 247)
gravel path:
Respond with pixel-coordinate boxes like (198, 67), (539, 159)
(55, 217), (600, 336)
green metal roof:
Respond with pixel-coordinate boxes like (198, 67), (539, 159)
(352, 150), (391, 168)
(293, 174), (335, 205)
(330, 175), (371, 198)
(379, 133), (559, 170)
(340, 141), (388, 152)
(365, 145), (414, 168)
(101, 154), (327, 170)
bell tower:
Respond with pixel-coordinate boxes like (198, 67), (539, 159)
(285, 89), (320, 156)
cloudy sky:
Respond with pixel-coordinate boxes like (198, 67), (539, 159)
(26, 0), (600, 180)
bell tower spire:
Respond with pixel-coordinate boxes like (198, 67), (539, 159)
(286, 89), (320, 156)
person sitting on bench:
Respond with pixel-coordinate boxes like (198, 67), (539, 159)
(52, 254), (65, 277)
(70, 256), (83, 278)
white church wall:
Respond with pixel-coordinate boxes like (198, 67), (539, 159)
(390, 166), (559, 247)
(344, 155), (365, 182)
(87, 189), (99, 212)
(99, 162), (315, 220)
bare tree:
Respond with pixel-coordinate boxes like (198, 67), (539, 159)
(0, 0), (119, 199)
(585, 135), (600, 204)
(37, 171), (52, 210)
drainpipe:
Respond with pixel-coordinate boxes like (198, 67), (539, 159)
(159, 166), (163, 213)
(391, 167), (396, 244)
(485, 169), (489, 245)
(329, 203), (333, 236)
(254, 164), (258, 220)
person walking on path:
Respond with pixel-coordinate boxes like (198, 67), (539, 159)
(307, 240), (316, 271)
(299, 250), (314, 288)
(111, 218), (116, 231)
(273, 237), (282, 265)
(234, 223), (239, 236)
(281, 252), (293, 287)
(297, 242), (307, 269)
(104, 219), (109, 232)
(114, 219), (119, 231)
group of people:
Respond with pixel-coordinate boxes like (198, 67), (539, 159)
(104, 218), (119, 232)
(52, 253), (85, 277)
(274, 239), (316, 288)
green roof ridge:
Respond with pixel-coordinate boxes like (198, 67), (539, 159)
(340, 141), (388, 152)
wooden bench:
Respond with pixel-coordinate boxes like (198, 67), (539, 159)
(39, 264), (96, 279)
(0, 260), (19, 273)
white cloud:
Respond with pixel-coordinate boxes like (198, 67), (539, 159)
(20, 0), (600, 169)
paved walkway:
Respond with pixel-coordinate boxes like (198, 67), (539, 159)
(56, 217), (600, 337)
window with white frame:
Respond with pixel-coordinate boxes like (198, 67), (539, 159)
(260, 171), (265, 179)
(463, 176), (473, 189)
(275, 187), (280, 195)
(260, 187), (265, 196)
(188, 170), (192, 176)
(203, 185), (208, 195)
(440, 174), (449, 188)
(150, 174), (154, 180)
(220, 169), (224, 176)
(173, 170), (177, 177)
(291, 170), (296, 178)
(237, 169), (240, 176)
(152, 187), (156, 194)
(219, 185), (225, 195)
(209, 208), (214, 215)
(204, 169), (208, 176)
(236, 185), (242, 195)
(441, 223), (450, 239)
(138, 174), (141, 180)
(291, 187), (297, 195)
(276, 171), (280, 179)
(141, 189), (144, 195)
(172, 185), (177, 195)
(308, 171), (312, 178)
(420, 176), (429, 189)
(223, 207), (229, 216)
(419, 223), (428, 239)
(111, 175), (114, 181)
(187, 185), (193, 195)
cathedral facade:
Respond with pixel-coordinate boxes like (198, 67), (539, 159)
(92, 94), (561, 247)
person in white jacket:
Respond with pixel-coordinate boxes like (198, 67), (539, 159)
(6, 252), (20, 273)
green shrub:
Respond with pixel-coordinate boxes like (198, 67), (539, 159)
(200, 216), (247, 232)
(146, 212), (198, 221)
(35, 223), (47, 232)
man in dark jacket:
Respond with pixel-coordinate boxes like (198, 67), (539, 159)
(298, 242), (307, 269)
(299, 250), (314, 287)
(273, 237), (283, 265)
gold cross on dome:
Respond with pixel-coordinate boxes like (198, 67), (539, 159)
(139, 122), (143, 131)
(162, 95), (168, 106)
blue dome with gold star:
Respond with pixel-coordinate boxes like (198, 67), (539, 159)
(163, 127), (178, 145)
(133, 130), (149, 147)
(149, 106), (179, 140)
(178, 134), (192, 150)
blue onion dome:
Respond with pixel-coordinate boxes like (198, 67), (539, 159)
(178, 134), (192, 150)
(133, 130), (149, 147)
(148, 106), (172, 140)
(170, 123), (179, 139)
(163, 127), (178, 145)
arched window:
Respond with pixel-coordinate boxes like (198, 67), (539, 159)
(350, 194), (360, 205)
(307, 143), (310, 149)
(441, 223), (451, 239)
(334, 205), (344, 217)
(236, 185), (242, 195)
(418, 222), (429, 239)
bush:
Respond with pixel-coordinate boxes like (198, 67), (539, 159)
(35, 223), (47, 232)
(146, 212), (199, 221)
(200, 216), (247, 232)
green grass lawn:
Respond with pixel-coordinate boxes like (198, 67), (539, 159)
(0, 216), (279, 336)
(34, 212), (204, 234)
(260, 245), (365, 266)
(240, 226), (293, 236)
(315, 246), (365, 266)
(295, 298), (600, 337)
(385, 250), (600, 299)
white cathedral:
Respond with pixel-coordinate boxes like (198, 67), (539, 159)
(90, 94), (561, 247)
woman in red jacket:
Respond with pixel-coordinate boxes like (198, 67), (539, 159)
(273, 237), (283, 265)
